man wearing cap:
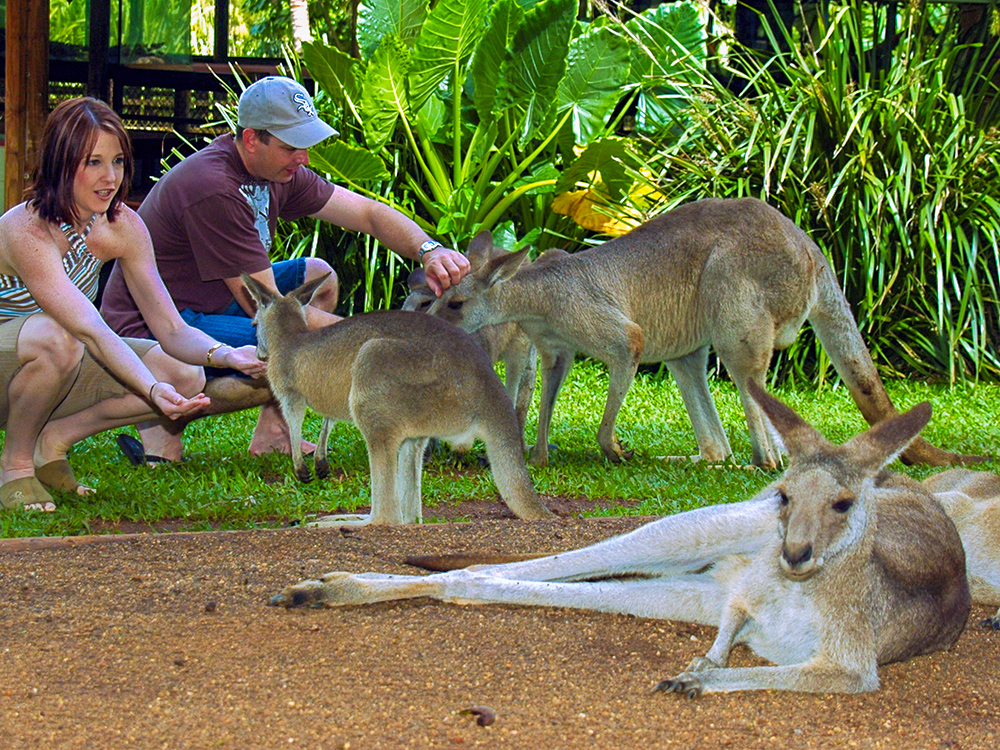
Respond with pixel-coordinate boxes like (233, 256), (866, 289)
(101, 76), (470, 461)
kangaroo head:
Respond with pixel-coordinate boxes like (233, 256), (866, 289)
(427, 237), (530, 333)
(748, 380), (932, 581)
(240, 272), (331, 360)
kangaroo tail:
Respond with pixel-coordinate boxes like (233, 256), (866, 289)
(809, 262), (988, 466)
(481, 413), (555, 520)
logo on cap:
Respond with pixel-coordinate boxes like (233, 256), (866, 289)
(292, 92), (317, 119)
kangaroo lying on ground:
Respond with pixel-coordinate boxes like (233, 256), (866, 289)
(924, 468), (1000, 628)
(403, 268), (537, 456)
(272, 381), (975, 696)
(243, 274), (552, 526)
(426, 198), (982, 469)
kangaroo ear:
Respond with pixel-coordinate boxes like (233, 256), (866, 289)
(241, 273), (275, 307)
(467, 231), (500, 270)
(291, 272), (332, 307)
(748, 379), (829, 460)
(481, 247), (531, 287)
(844, 401), (932, 474)
(407, 268), (429, 292)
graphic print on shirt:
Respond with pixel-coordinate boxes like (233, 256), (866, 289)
(240, 182), (272, 253)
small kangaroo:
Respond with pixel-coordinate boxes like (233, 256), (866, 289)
(243, 273), (553, 526)
(425, 198), (982, 469)
(272, 382), (973, 696)
(403, 267), (537, 455)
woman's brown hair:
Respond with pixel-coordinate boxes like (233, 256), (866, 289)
(24, 97), (134, 225)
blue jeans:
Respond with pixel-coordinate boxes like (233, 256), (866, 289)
(180, 258), (306, 377)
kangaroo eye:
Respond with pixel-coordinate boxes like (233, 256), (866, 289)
(832, 498), (854, 514)
(777, 490), (790, 507)
(447, 299), (464, 311)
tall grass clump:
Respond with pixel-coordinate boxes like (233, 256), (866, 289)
(631, 1), (1000, 385)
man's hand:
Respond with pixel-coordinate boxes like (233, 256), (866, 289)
(422, 247), (471, 296)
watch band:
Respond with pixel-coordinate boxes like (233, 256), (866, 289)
(418, 240), (444, 261)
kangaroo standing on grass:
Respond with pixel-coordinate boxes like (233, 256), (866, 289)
(272, 381), (973, 696)
(426, 198), (981, 469)
(403, 267), (537, 455)
(243, 274), (552, 526)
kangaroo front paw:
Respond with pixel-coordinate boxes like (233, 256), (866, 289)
(980, 615), (1000, 631)
(295, 465), (314, 483)
(653, 672), (705, 700)
(314, 457), (331, 479)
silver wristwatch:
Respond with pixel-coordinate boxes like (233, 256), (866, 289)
(418, 240), (444, 261)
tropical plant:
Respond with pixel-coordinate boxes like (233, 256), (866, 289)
(301, 0), (703, 248)
(628, 1), (1000, 385)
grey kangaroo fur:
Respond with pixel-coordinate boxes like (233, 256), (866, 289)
(426, 197), (983, 469)
(242, 273), (552, 526)
(403, 267), (537, 455)
(271, 382), (973, 696)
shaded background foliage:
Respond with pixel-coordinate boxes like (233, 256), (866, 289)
(50, 1), (996, 382)
(632, 1), (1000, 385)
(288, 0), (1000, 386)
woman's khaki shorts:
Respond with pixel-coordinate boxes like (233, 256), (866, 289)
(0, 314), (158, 430)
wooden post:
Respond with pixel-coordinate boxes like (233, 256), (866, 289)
(4, 0), (49, 211)
(88, 0), (112, 101)
(215, 0), (231, 61)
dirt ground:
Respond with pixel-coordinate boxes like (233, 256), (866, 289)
(1, 498), (998, 750)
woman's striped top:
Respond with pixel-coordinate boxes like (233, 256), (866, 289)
(0, 214), (103, 322)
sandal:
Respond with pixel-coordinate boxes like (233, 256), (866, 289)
(116, 433), (172, 467)
(0, 477), (57, 512)
(35, 459), (94, 496)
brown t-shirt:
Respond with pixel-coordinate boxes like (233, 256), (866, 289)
(101, 135), (335, 338)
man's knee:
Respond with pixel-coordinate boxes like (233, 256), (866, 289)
(202, 375), (274, 415)
(303, 258), (339, 312)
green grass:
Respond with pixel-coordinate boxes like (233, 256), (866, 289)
(2, 358), (998, 538)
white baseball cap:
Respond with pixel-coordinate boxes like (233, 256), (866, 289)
(237, 76), (338, 149)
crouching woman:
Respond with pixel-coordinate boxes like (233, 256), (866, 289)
(0, 97), (265, 511)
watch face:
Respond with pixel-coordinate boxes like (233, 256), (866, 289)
(420, 240), (443, 258)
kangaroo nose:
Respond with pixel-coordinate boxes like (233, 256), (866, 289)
(782, 544), (812, 568)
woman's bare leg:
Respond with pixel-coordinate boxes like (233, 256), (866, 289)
(33, 345), (205, 490)
(1, 315), (85, 487)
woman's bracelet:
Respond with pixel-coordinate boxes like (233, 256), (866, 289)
(149, 381), (165, 402)
(206, 342), (225, 367)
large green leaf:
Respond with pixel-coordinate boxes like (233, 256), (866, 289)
(471, 0), (525, 121)
(623, 1), (706, 135)
(409, 0), (491, 115)
(362, 35), (412, 150)
(556, 26), (632, 147)
(357, 0), (427, 58)
(625, 0), (706, 85)
(557, 137), (640, 200)
(302, 40), (364, 110)
(496, 0), (576, 141)
(308, 139), (392, 185)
